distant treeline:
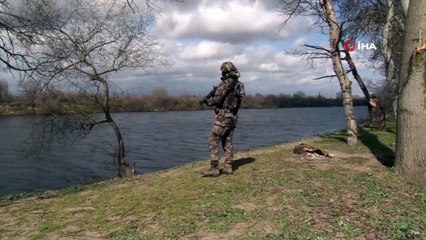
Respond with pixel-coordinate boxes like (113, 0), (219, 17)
(0, 88), (367, 115)
(112, 93), (367, 112)
(241, 93), (367, 109)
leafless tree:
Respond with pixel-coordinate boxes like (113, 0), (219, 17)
(279, 0), (358, 145)
(382, 0), (405, 116)
(340, 0), (405, 116)
(16, 0), (169, 176)
(322, 0), (358, 145)
(286, 0), (407, 111)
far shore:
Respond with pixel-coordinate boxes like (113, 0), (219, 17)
(0, 101), (367, 117)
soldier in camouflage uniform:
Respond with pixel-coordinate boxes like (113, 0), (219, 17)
(201, 62), (245, 177)
(368, 94), (386, 130)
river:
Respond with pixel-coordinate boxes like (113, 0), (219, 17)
(0, 107), (368, 196)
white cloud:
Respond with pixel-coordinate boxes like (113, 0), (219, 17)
(179, 41), (234, 60)
(154, 0), (307, 43)
(259, 63), (281, 72)
(293, 36), (308, 47)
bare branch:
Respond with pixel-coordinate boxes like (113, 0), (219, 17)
(283, 0), (303, 24)
(303, 44), (331, 53)
(313, 69), (351, 80)
(287, 43), (332, 68)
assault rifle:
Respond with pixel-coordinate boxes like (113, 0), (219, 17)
(199, 76), (239, 106)
(199, 86), (217, 105)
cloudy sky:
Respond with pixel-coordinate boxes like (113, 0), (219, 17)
(131, 0), (383, 97)
(7, 0), (382, 97)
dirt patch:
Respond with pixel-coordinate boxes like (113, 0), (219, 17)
(227, 221), (278, 237)
(233, 202), (257, 212)
(182, 221), (278, 240)
(181, 231), (221, 240)
(52, 231), (106, 240)
(291, 150), (384, 174)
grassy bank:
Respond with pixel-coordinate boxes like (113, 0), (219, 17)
(0, 120), (425, 239)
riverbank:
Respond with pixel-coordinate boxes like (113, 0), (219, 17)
(0, 120), (425, 239)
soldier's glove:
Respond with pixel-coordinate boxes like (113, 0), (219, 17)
(199, 98), (208, 106)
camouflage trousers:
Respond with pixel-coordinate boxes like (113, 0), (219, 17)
(369, 107), (386, 130)
(209, 124), (235, 168)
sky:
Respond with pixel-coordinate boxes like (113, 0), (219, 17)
(5, 0), (383, 98)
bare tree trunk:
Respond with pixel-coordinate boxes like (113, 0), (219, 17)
(395, 0), (426, 183)
(383, 0), (405, 117)
(341, 40), (370, 100)
(324, 0), (358, 146)
(98, 77), (134, 177)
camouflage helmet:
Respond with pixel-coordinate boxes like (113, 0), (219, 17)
(220, 62), (238, 73)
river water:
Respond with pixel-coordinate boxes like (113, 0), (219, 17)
(0, 107), (368, 196)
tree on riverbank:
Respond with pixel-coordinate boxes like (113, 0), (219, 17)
(278, 0), (359, 145)
(13, 0), (169, 176)
(339, 0), (406, 116)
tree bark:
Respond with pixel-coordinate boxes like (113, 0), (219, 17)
(98, 77), (134, 177)
(383, 0), (405, 117)
(400, 0), (410, 16)
(324, 0), (358, 146)
(395, 0), (426, 183)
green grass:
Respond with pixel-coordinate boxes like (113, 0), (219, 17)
(0, 119), (425, 239)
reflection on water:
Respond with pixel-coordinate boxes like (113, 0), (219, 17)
(0, 107), (367, 196)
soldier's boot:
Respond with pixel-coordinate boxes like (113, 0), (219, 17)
(223, 161), (233, 175)
(202, 162), (220, 177)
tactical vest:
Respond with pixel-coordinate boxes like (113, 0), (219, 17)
(222, 79), (245, 114)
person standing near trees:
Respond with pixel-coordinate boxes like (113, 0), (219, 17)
(368, 94), (379, 124)
(199, 62), (245, 177)
(368, 94), (386, 130)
